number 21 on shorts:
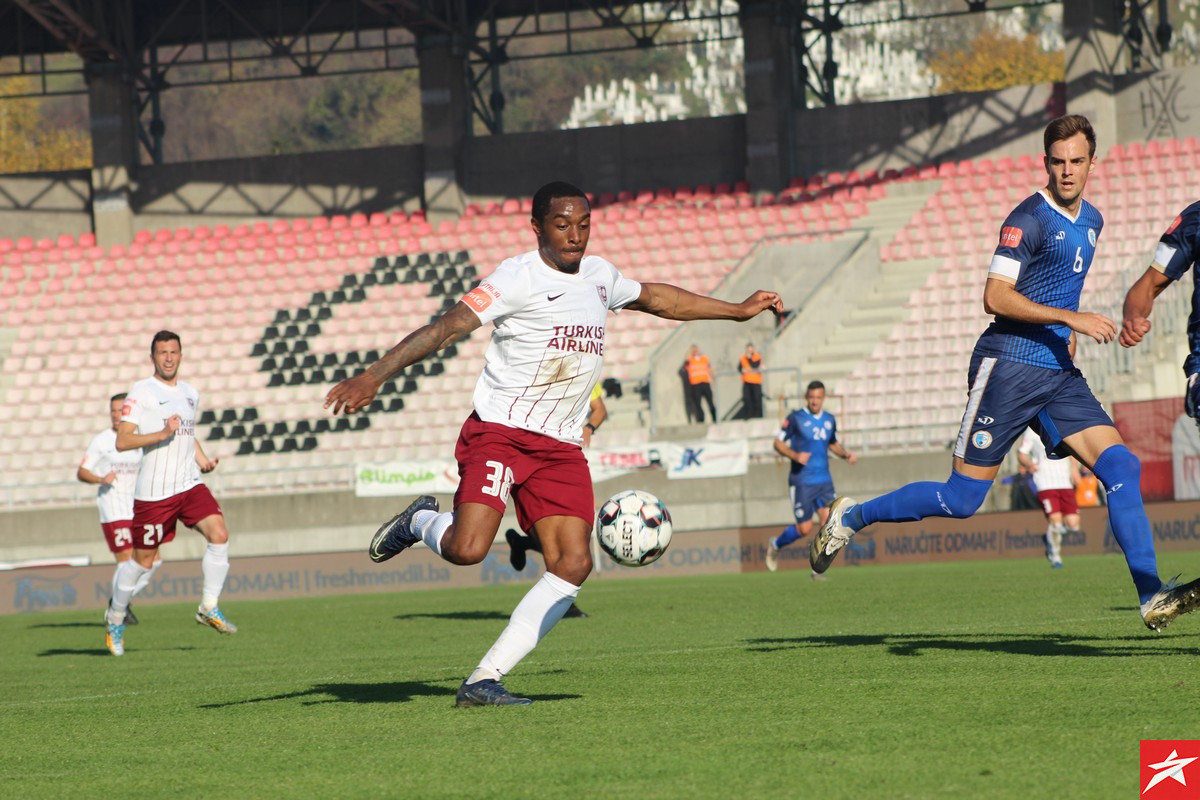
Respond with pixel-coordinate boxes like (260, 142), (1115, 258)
(142, 523), (165, 547)
(481, 460), (513, 502)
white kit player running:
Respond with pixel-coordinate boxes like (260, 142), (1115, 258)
(325, 181), (784, 707)
(1018, 428), (1082, 568)
(78, 392), (152, 623)
(104, 330), (235, 656)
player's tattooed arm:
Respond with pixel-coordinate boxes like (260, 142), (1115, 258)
(983, 278), (1116, 344)
(324, 302), (481, 415)
(629, 283), (784, 321)
(1119, 266), (1173, 348)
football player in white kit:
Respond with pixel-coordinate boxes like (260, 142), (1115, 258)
(77, 392), (154, 624)
(326, 181), (784, 706)
(104, 331), (235, 656)
(1017, 428), (1082, 568)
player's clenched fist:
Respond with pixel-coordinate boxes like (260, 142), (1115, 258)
(1119, 316), (1151, 348)
(325, 373), (381, 415)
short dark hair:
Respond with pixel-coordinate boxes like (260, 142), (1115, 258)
(806, 380), (826, 394)
(531, 181), (588, 225)
(151, 330), (181, 354)
(110, 393), (127, 404)
(1044, 114), (1096, 158)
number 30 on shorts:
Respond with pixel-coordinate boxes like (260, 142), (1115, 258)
(141, 523), (166, 547)
(481, 460), (513, 502)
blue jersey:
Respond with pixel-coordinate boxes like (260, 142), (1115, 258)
(779, 409), (837, 484)
(973, 192), (1103, 370)
(1150, 201), (1200, 376)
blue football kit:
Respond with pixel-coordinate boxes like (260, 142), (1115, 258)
(958, 192), (1113, 467)
(843, 188), (1163, 603)
(771, 409), (838, 551)
(1149, 201), (1200, 417)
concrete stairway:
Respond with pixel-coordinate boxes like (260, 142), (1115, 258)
(777, 181), (945, 393)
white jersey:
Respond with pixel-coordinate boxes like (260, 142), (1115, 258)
(121, 377), (202, 502)
(462, 251), (641, 442)
(1018, 429), (1074, 492)
(80, 429), (142, 523)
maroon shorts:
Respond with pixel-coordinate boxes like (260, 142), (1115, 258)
(1038, 488), (1078, 517)
(453, 413), (594, 531)
(101, 521), (134, 554)
(132, 484), (223, 549)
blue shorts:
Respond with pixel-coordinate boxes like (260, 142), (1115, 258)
(789, 481), (835, 523)
(953, 355), (1114, 467)
(1187, 373), (1200, 420)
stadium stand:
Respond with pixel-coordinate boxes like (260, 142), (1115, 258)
(4, 139), (1194, 506)
(834, 136), (1200, 453)
(0, 180), (872, 507)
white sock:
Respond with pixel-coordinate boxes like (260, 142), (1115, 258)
(466, 572), (579, 684)
(107, 560), (149, 624)
(416, 511), (453, 557)
(132, 559), (162, 596)
(200, 543), (230, 611)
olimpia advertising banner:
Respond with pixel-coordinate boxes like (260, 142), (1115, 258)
(353, 439), (751, 496)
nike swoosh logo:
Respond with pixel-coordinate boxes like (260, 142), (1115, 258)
(547, 293), (564, 301)
(159, 400), (170, 405)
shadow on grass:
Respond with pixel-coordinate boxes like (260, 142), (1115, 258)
(200, 680), (454, 708)
(28, 622), (108, 629)
(201, 679), (582, 709)
(394, 611), (510, 621)
(38, 646), (197, 657)
(744, 632), (1200, 658)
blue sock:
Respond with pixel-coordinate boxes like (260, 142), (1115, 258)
(1091, 445), (1161, 603)
(844, 504), (865, 531)
(775, 525), (800, 549)
(852, 471), (993, 531)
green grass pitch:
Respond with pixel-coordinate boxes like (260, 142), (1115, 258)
(3, 552), (1199, 799)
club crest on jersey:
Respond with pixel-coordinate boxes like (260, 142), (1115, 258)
(999, 226), (1023, 248)
(1087, 228), (1097, 246)
(596, 285), (607, 305)
(971, 430), (992, 449)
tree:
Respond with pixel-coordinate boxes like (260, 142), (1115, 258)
(928, 30), (1063, 94)
(0, 78), (91, 174)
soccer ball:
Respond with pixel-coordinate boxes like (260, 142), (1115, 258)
(596, 490), (673, 567)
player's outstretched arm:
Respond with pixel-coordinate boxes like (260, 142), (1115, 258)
(324, 302), (482, 415)
(626, 283), (783, 321)
(983, 278), (1116, 344)
(1119, 267), (1173, 348)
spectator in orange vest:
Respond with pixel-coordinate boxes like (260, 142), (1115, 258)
(1075, 466), (1102, 507)
(684, 344), (717, 423)
(739, 343), (764, 419)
